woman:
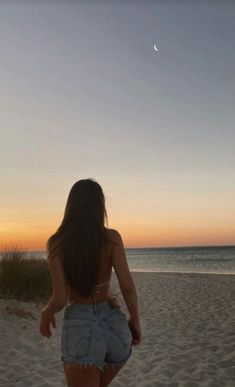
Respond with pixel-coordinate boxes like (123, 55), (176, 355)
(39, 178), (142, 387)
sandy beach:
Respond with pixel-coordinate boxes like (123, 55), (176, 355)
(1, 271), (235, 387)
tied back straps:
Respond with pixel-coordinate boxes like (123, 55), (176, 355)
(93, 279), (110, 295)
(92, 279), (110, 315)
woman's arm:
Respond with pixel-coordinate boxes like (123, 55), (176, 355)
(110, 229), (140, 324)
(42, 255), (68, 315)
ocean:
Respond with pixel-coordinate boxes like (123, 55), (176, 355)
(30, 246), (235, 275)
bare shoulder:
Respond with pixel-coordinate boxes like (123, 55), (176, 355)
(105, 228), (124, 245)
(106, 228), (134, 293)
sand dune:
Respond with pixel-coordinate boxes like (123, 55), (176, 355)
(1, 272), (235, 386)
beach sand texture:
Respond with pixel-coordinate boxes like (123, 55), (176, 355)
(1, 272), (235, 387)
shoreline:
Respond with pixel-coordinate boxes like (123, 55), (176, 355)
(129, 270), (235, 276)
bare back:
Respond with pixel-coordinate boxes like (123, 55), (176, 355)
(68, 229), (114, 305)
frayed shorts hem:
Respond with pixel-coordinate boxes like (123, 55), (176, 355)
(61, 357), (106, 372)
(61, 345), (132, 373)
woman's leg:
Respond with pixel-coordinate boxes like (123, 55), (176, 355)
(63, 362), (101, 387)
(99, 361), (127, 387)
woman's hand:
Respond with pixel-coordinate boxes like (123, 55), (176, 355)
(128, 318), (142, 345)
(39, 307), (56, 338)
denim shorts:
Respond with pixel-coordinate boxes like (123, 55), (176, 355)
(61, 301), (132, 372)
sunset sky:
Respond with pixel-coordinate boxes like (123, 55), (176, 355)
(1, 1), (235, 250)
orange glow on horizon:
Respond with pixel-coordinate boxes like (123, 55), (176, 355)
(1, 220), (234, 251)
(1, 201), (235, 251)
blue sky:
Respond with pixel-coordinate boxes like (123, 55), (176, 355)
(1, 1), (235, 248)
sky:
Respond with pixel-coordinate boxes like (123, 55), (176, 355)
(0, 1), (235, 250)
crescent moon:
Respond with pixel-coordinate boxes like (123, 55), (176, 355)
(153, 44), (159, 52)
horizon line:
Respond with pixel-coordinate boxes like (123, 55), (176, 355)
(28, 243), (235, 252)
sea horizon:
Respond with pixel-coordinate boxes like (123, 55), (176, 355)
(20, 245), (235, 276)
(28, 244), (235, 253)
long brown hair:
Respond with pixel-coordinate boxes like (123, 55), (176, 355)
(46, 178), (112, 298)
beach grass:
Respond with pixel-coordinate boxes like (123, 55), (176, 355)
(0, 242), (51, 301)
